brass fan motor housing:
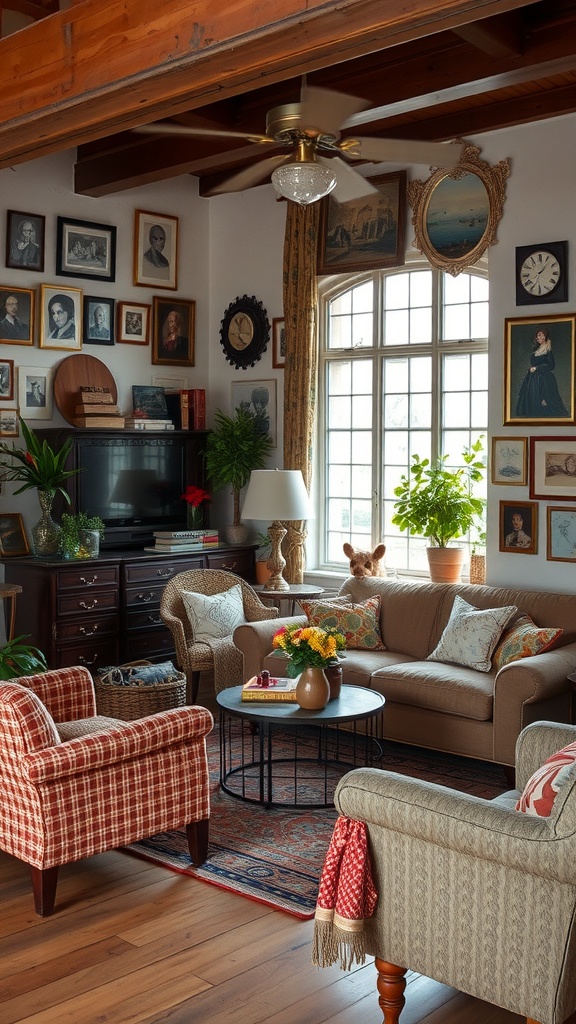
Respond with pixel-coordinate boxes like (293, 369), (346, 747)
(265, 103), (340, 147)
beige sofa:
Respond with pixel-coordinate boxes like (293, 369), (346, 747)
(233, 576), (576, 768)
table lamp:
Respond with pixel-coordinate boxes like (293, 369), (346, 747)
(241, 469), (313, 591)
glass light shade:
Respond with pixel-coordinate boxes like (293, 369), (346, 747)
(241, 470), (313, 522)
(271, 162), (337, 206)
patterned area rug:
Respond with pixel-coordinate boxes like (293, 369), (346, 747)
(126, 727), (508, 919)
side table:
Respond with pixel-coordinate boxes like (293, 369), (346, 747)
(253, 583), (325, 615)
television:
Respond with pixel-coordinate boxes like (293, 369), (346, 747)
(36, 428), (207, 548)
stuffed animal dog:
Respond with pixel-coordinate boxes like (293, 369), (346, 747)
(343, 542), (386, 578)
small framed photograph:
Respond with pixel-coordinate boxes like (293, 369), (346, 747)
(530, 436), (576, 500)
(0, 513), (29, 555)
(83, 295), (114, 345)
(19, 365), (53, 420)
(6, 211), (45, 272)
(117, 301), (150, 345)
(504, 314), (575, 425)
(499, 500), (538, 555)
(231, 378), (277, 448)
(152, 296), (195, 366)
(0, 410), (18, 437)
(547, 506), (576, 562)
(0, 286), (34, 345)
(0, 359), (14, 401)
(132, 385), (168, 419)
(491, 436), (528, 486)
(318, 171), (406, 274)
(39, 285), (82, 351)
(134, 210), (178, 290)
(56, 216), (117, 282)
(272, 318), (285, 369)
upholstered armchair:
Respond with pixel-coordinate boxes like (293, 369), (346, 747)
(160, 569), (278, 702)
(0, 665), (214, 916)
(334, 721), (576, 1024)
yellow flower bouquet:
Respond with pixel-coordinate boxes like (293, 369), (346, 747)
(272, 623), (346, 678)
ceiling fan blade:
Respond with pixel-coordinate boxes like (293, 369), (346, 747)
(205, 154), (289, 195)
(299, 85), (369, 136)
(351, 136), (463, 167)
(133, 123), (273, 145)
(318, 155), (379, 203)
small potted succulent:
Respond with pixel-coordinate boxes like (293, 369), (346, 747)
(59, 511), (105, 560)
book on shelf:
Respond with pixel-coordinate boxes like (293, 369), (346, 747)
(154, 529), (216, 540)
(164, 390), (189, 431)
(144, 541), (219, 554)
(75, 403), (121, 415)
(79, 386), (114, 404)
(124, 419), (175, 430)
(241, 675), (299, 702)
(188, 389), (205, 430)
(73, 415), (126, 428)
(152, 536), (219, 550)
(153, 534), (219, 545)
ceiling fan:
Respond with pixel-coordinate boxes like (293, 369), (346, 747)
(134, 83), (464, 205)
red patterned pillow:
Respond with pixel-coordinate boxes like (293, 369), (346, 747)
(492, 613), (563, 671)
(301, 595), (386, 650)
(516, 741), (576, 817)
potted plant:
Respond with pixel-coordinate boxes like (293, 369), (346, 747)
(205, 407), (273, 545)
(59, 511), (105, 559)
(0, 634), (48, 679)
(392, 437), (485, 583)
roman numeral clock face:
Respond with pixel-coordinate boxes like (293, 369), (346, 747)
(515, 242), (568, 305)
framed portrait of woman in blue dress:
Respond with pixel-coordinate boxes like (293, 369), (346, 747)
(504, 313), (575, 426)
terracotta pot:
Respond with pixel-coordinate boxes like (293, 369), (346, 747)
(426, 546), (464, 584)
(295, 666), (330, 710)
(255, 560), (273, 585)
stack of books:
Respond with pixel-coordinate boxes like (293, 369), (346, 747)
(241, 675), (299, 702)
(73, 386), (125, 428)
(163, 389), (206, 431)
(144, 529), (220, 553)
(124, 417), (175, 430)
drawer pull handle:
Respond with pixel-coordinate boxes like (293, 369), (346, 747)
(78, 625), (99, 637)
(79, 600), (98, 611)
(79, 575), (98, 586)
(221, 562), (237, 571)
(78, 654), (99, 667)
(148, 615), (162, 625)
(137, 592), (155, 603)
(156, 568), (174, 577)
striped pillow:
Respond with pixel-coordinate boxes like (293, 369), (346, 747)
(516, 741), (576, 816)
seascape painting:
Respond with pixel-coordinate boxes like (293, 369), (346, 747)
(425, 173), (489, 260)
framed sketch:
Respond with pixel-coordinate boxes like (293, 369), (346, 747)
(547, 506), (576, 562)
(407, 140), (509, 276)
(152, 296), (195, 366)
(504, 314), (575, 426)
(19, 365), (53, 420)
(499, 500), (538, 555)
(83, 295), (114, 345)
(491, 436), (528, 485)
(152, 374), (188, 390)
(0, 513), (29, 555)
(39, 285), (82, 351)
(117, 301), (150, 345)
(5, 210), (45, 272)
(132, 385), (168, 419)
(56, 216), (116, 282)
(231, 378), (277, 448)
(0, 410), (18, 437)
(317, 171), (406, 274)
(0, 286), (34, 345)
(0, 358), (14, 401)
(134, 210), (178, 290)
(530, 436), (576, 501)
(272, 318), (285, 368)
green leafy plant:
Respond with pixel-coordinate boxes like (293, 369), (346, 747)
(0, 635), (48, 679)
(0, 418), (77, 500)
(59, 511), (105, 558)
(256, 530), (272, 559)
(392, 437), (485, 548)
(205, 408), (273, 528)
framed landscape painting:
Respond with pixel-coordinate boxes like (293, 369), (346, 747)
(317, 171), (406, 274)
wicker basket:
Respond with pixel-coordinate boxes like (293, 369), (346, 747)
(469, 553), (486, 585)
(93, 660), (187, 721)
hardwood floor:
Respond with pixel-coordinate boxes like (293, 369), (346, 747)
(0, 674), (570, 1024)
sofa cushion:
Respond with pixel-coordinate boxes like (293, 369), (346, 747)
(182, 584), (246, 641)
(371, 660), (494, 720)
(301, 595), (385, 650)
(492, 613), (563, 671)
(428, 595), (517, 672)
(516, 740), (576, 816)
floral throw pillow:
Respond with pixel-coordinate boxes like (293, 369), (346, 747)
(427, 595), (517, 672)
(182, 583), (246, 642)
(301, 595), (386, 650)
(492, 613), (563, 672)
(516, 741), (576, 817)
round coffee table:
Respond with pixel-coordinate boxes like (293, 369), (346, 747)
(216, 684), (385, 808)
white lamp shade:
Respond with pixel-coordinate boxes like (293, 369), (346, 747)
(241, 469), (313, 521)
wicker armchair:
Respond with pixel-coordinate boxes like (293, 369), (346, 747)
(0, 665), (214, 915)
(160, 569), (278, 702)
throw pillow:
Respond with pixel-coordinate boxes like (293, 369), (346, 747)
(516, 741), (576, 816)
(492, 613), (563, 671)
(428, 595), (517, 672)
(182, 583), (246, 642)
(301, 595), (385, 650)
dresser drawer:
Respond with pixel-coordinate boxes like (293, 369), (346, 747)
(206, 550), (254, 577)
(56, 614), (118, 642)
(57, 590), (119, 617)
(124, 630), (174, 661)
(55, 638), (120, 671)
(125, 607), (166, 631)
(124, 558), (203, 585)
(124, 584), (164, 609)
(56, 566), (119, 592)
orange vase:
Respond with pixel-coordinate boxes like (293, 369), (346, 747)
(295, 666), (330, 710)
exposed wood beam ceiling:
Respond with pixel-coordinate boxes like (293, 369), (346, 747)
(1, 0), (576, 197)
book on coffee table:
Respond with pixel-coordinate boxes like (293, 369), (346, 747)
(241, 675), (299, 702)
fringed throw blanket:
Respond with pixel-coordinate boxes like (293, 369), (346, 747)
(207, 636), (244, 695)
(312, 815), (378, 970)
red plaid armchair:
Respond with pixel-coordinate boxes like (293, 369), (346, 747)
(0, 666), (214, 916)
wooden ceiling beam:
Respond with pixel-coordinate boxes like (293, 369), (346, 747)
(452, 11), (524, 56)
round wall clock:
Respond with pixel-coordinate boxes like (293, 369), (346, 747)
(515, 241), (568, 305)
(219, 294), (270, 369)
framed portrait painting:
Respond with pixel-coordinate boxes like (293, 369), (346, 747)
(504, 314), (575, 426)
(231, 378), (277, 448)
(529, 436), (576, 501)
(0, 513), (29, 555)
(0, 285), (34, 345)
(547, 506), (576, 562)
(5, 210), (45, 272)
(317, 171), (406, 274)
(83, 295), (114, 345)
(152, 296), (195, 366)
(39, 285), (82, 351)
(19, 365), (53, 420)
(491, 436), (528, 486)
(117, 301), (150, 345)
(56, 216), (116, 282)
(0, 358), (14, 401)
(499, 500), (538, 555)
(134, 211), (178, 290)
(0, 409), (18, 437)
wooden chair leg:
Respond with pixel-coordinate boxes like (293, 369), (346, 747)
(189, 670), (201, 704)
(375, 958), (407, 1024)
(30, 865), (59, 916)
(186, 818), (209, 866)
